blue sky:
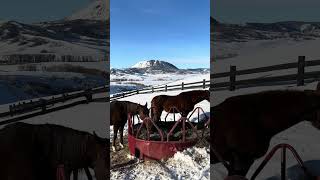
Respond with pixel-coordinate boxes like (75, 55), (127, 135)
(212, 0), (320, 24)
(111, 0), (210, 69)
(0, 0), (90, 23)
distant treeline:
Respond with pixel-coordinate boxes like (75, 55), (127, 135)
(0, 54), (108, 64)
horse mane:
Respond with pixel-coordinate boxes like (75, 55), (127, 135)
(180, 90), (209, 104)
(48, 125), (89, 166)
(219, 89), (320, 128)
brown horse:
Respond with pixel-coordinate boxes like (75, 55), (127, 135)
(0, 122), (109, 180)
(211, 89), (320, 176)
(110, 101), (149, 151)
(151, 90), (210, 122)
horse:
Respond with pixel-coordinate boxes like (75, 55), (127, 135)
(110, 101), (149, 151)
(211, 89), (320, 176)
(0, 122), (109, 180)
(151, 90), (210, 122)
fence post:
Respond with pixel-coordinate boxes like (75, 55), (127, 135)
(85, 89), (92, 103)
(136, 89), (139, 94)
(297, 56), (305, 86)
(152, 87), (154, 93)
(122, 92), (125, 98)
(203, 79), (206, 89)
(41, 99), (46, 112)
(9, 105), (13, 116)
(181, 82), (184, 90)
(165, 85), (167, 92)
(229, 66), (236, 91)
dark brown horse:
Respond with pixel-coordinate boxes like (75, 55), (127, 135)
(0, 122), (109, 180)
(211, 89), (320, 176)
(151, 90), (210, 121)
(110, 101), (149, 151)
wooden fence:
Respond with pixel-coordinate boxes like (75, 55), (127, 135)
(210, 56), (320, 91)
(0, 85), (109, 121)
(110, 79), (210, 101)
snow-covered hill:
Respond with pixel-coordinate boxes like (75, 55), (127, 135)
(0, 1), (109, 104)
(212, 17), (320, 43)
(65, 0), (109, 21)
(0, 0), (109, 63)
(211, 17), (320, 62)
(131, 60), (179, 71)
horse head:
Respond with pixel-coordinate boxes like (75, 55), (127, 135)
(86, 132), (108, 180)
(137, 102), (149, 120)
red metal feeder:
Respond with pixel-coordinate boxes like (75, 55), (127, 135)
(128, 107), (209, 161)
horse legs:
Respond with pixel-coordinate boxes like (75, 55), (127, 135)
(119, 125), (124, 149)
(228, 152), (254, 177)
(72, 169), (78, 180)
(71, 168), (92, 180)
(112, 126), (118, 152)
(84, 167), (93, 180)
(64, 168), (72, 180)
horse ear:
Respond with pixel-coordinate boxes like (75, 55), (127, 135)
(93, 131), (98, 138)
(145, 102), (147, 107)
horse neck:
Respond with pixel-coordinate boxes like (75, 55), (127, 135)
(263, 96), (320, 137)
(191, 92), (206, 104)
(127, 103), (139, 115)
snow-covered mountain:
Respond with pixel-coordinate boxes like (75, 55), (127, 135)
(0, 0), (109, 64)
(132, 60), (179, 71)
(112, 60), (208, 74)
(212, 17), (320, 42)
(65, 0), (109, 21)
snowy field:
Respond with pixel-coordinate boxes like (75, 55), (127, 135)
(111, 72), (209, 95)
(213, 39), (320, 72)
(110, 74), (210, 180)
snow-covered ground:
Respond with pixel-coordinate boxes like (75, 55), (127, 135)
(110, 74), (210, 180)
(213, 39), (320, 72)
(111, 72), (209, 95)
(112, 147), (210, 180)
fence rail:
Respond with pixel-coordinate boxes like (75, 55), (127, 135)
(210, 56), (320, 91)
(110, 79), (210, 101)
(0, 85), (109, 122)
